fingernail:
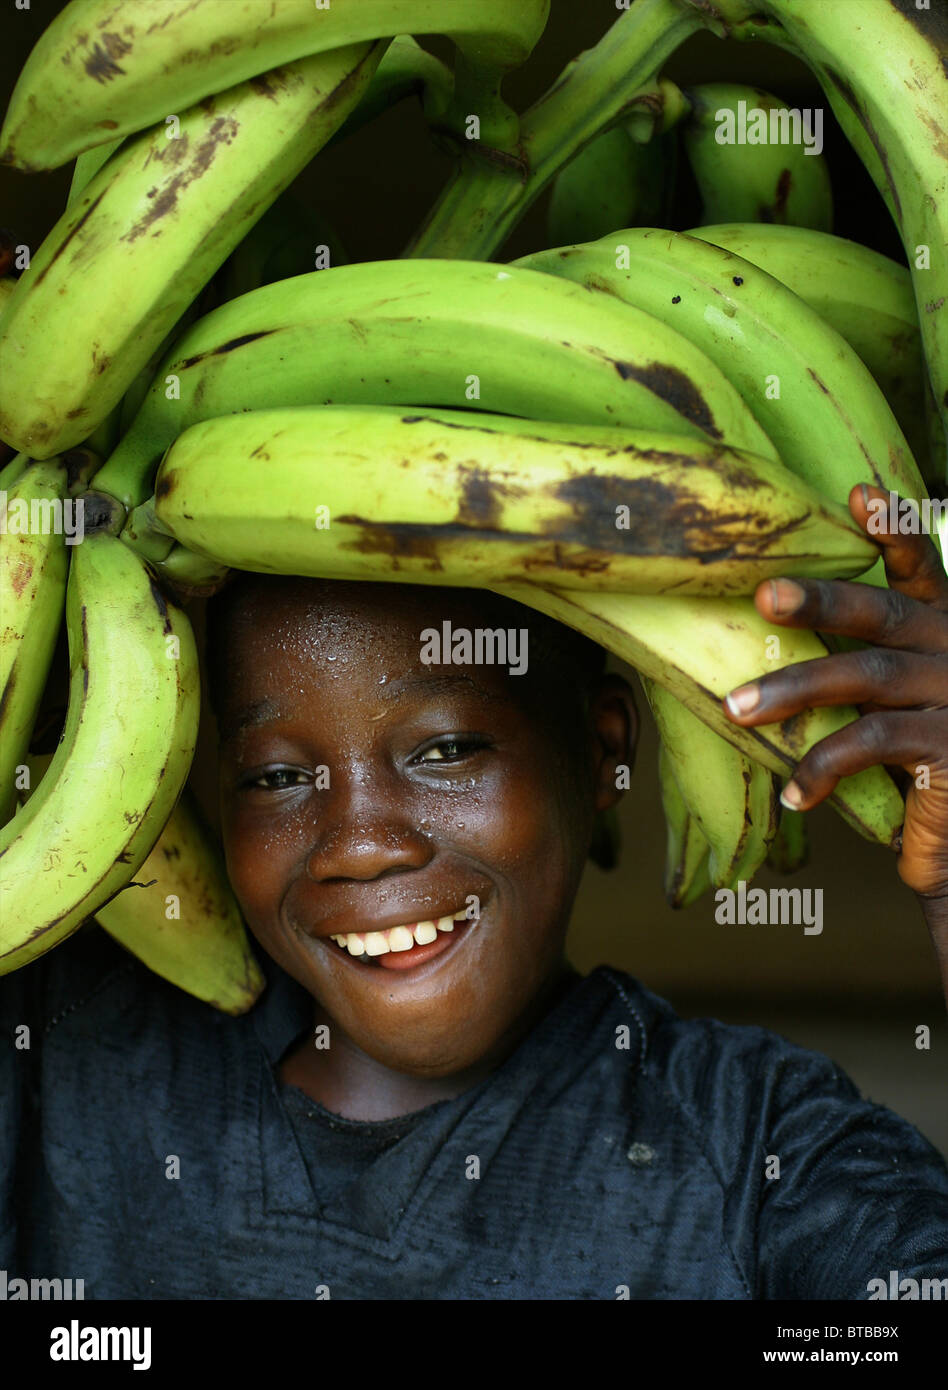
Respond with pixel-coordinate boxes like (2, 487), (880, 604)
(860, 483), (870, 511)
(780, 780), (804, 809)
(726, 684), (759, 716)
(771, 579), (805, 615)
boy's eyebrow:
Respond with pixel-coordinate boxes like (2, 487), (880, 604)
(224, 675), (506, 738)
(377, 673), (508, 704)
(228, 697), (281, 735)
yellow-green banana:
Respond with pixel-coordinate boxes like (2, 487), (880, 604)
(684, 0), (948, 478)
(686, 222), (932, 482)
(495, 583), (905, 850)
(0, 40), (386, 458)
(644, 676), (779, 888)
(657, 743), (712, 909)
(95, 786), (265, 1015)
(0, 528), (199, 974)
(1, 0), (547, 170)
(516, 230), (927, 517)
(546, 80), (689, 247)
(766, 805), (809, 874)
(680, 81), (832, 230)
(0, 450), (29, 492)
(0, 458), (72, 826)
(0, 276), (17, 319)
(547, 127), (670, 248)
(136, 405), (877, 595)
(66, 137), (124, 208)
(92, 257), (779, 512)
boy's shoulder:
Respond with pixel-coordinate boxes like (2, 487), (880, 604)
(588, 962), (861, 1096)
(0, 921), (262, 1041)
(0, 923), (135, 1028)
(583, 964), (939, 1159)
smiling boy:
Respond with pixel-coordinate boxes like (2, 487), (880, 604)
(2, 486), (948, 1299)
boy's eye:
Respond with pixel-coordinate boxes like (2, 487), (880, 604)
(418, 737), (485, 764)
(245, 767), (308, 790)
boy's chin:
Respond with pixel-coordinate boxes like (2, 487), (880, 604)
(260, 915), (566, 1080)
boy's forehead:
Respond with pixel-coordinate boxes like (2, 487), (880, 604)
(228, 575), (513, 649)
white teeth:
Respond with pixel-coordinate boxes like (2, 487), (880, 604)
(328, 907), (474, 958)
(387, 926), (415, 952)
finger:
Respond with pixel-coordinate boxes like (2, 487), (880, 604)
(776, 711), (943, 812)
(724, 649), (948, 724)
(851, 483), (948, 611)
(753, 576), (948, 652)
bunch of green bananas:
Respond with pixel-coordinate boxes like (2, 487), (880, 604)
(0, 0), (944, 1005)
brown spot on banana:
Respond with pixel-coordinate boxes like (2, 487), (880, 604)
(611, 359), (723, 439)
(178, 329), (277, 369)
(122, 117), (238, 242)
(84, 32), (132, 83)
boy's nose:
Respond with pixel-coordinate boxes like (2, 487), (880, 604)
(305, 794), (433, 884)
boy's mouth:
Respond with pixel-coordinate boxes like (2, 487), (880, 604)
(327, 908), (474, 971)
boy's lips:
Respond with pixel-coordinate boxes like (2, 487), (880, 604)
(318, 907), (477, 972)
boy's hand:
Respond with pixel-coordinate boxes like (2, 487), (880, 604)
(723, 484), (948, 904)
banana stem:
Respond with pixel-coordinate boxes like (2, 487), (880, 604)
(404, 0), (706, 260)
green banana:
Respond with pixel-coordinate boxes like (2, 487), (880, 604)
(546, 78), (689, 247)
(66, 136), (124, 208)
(516, 230), (927, 517)
(547, 127), (669, 248)
(95, 786), (265, 1015)
(643, 676), (779, 888)
(406, 0), (706, 260)
(680, 81), (832, 230)
(136, 405), (877, 595)
(0, 459), (71, 826)
(0, 276), (17, 319)
(0, 450), (29, 492)
(0, 0), (548, 170)
(766, 805), (809, 874)
(494, 583), (905, 850)
(0, 40), (386, 459)
(657, 742), (712, 909)
(0, 527), (199, 974)
(683, 0), (948, 478)
(686, 222), (932, 481)
(92, 256), (779, 512)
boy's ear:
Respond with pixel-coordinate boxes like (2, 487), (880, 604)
(590, 673), (639, 813)
(588, 805), (621, 871)
(587, 674), (639, 870)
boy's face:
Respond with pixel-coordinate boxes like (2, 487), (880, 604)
(215, 579), (635, 1081)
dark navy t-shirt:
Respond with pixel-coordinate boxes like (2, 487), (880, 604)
(2, 925), (947, 1299)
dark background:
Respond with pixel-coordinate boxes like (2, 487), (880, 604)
(2, 1), (945, 1156)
